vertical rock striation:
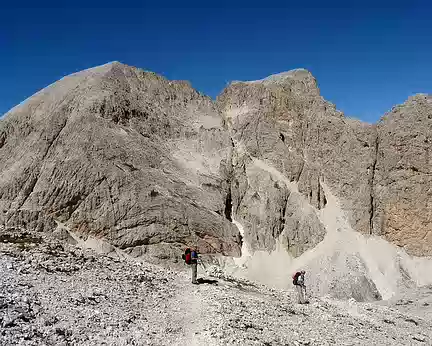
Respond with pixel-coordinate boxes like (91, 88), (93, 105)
(0, 62), (241, 258)
(218, 71), (432, 257)
(0, 63), (431, 259)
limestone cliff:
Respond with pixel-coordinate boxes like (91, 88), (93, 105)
(0, 62), (241, 259)
(373, 94), (432, 256)
(218, 70), (376, 256)
(218, 71), (431, 257)
(0, 62), (431, 260)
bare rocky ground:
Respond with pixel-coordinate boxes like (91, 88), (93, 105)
(1, 227), (431, 346)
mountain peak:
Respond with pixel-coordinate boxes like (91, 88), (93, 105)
(232, 68), (316, 86)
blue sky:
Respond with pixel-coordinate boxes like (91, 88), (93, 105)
(1, 1), (431, 123)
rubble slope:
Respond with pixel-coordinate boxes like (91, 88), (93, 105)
(1, 228), (431, 346)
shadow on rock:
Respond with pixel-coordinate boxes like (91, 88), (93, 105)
(197, 278), (218, 285)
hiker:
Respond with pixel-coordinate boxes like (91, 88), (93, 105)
(191, 248), (199, 284)
(182, 247), (199, 284)
(293, 270), (307, 304)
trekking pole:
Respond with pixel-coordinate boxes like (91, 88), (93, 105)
(199, 259), (207, 270)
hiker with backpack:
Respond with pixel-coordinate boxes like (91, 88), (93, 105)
(182, 248), (199, 284)
(292, 270), (307, 304)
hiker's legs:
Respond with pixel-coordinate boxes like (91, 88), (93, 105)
(302, 286), (307, 302)
(191, 263), (198, 283)
(296, 285), (304, 303)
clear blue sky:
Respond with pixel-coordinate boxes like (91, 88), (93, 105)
(1, 1), (431, 123)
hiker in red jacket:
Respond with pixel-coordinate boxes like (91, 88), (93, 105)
(190, 248), (199, 284)
(183, 248), (199, 284)
(293, 270), (307, 304)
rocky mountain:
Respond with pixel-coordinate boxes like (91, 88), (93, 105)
(218, 69), (374, 256)
(0, 62), (240, 261)
(218, 71), (432, 258)
(216, 71), (432, 299)
(0, 62), (431, 301)
(374, 95), (432, 256)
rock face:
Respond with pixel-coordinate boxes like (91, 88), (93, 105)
(0, 62), (241, 258)
(218, 70), (376, 256)
(0, 62), (431, 262)
(373, 95), (432, 256)
(218, 72), (432, 257)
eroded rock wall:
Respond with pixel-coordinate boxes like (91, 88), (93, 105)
(218, 70), (376, 256)
(0, 62), (241, 258)
(0, 63), (431, 260)
(373, 95), (432, 256)
(218, 71), (432, 257)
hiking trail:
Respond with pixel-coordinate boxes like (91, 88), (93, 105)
(168, 269), (217, 346)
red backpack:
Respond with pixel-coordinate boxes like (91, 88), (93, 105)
(182, 248), (192, 265)
(292, 271), (301, 285)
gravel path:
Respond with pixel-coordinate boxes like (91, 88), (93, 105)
(1, 228), (431, 345)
